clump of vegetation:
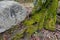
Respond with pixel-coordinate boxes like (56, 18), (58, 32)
(11, 27), (26, 40)
(23, 0), (58, 33)
(12, 0), (58, 40)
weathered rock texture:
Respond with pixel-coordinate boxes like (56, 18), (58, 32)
(0, 1), (27, 33)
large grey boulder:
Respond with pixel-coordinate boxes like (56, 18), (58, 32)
(0, 1), (27, 33)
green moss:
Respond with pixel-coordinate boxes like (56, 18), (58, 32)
(11, 0), (58, 40)
(11, 27), (26, 40)
(23, 0), (58, 31)
(26, 25), (38, 34)
(12, 33), (23, 40)
(23, 19), (35, 26)
(44, 0), (58, 31)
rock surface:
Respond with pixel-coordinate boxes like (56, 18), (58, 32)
(0, 1), (27, 33)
